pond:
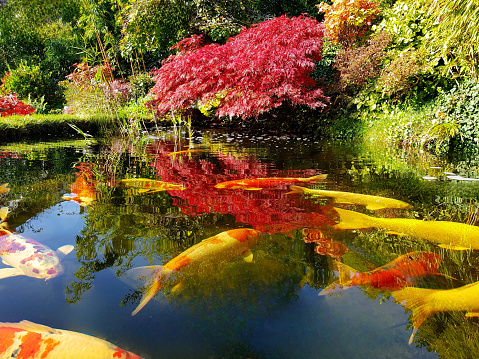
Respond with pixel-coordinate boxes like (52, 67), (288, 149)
(1, 127), (479, 358)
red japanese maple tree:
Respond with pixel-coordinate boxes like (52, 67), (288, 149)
(148, 15), (329, 119)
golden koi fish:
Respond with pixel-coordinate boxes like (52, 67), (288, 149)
(168, 149), (206, 156)
(128, 228), (263, 315)
(0, 183), (9, 195)
(0, 320), (142, 358)
(62, 174), (97, 207)
(214, 174), (327, 191)
(393, 281), (479, 344)
(288, 186), (413, 211)
(118, 178), (185, 193)
(333, 207), (479, 250)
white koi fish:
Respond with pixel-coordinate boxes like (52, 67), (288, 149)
(0, 207), (74, 280)
(0, 320), (142, 358)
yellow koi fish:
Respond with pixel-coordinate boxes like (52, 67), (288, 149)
(118, 178), (185, 193)
(0, 320), (142, 358)
(0, 183), (9, 195)
(128, 228), (263, 315)
(288, 186), (413, 211)
(393, 281), (479, 344)
(333, 207), (479, 250)
(168, 149), (206, 156)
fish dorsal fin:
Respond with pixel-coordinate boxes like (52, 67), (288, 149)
(56, 245), (74, 260)
(465, 312), (479, 318)
(0, 207), (8, 222)
(386, 231), (408, 236)
(365, 204), (385, 211)
(0, 320), (61, 334)
(0, 267), (25, 279)
(242, 249), (254, 263)
(437, 244), (471, 251)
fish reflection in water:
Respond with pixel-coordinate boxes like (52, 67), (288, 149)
(288, 186), (413, 211)
(393, 281), (479, 344)
(127, 228), (263, 315)
(319, 252), (442, 295)
(0, 207), (74, 280)
(62, 173), (97, 206)
(0, 320), (142, 358)
(118, 178), (185, 193)
(214, 174), (327, 190)
(334, 207), (479, 250)
(302, 228), (347, 259)
(0, 183), (9, 195)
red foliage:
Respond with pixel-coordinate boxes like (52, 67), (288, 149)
(148, 15), (329, 119)
(0, 94), (35, 117)
(143, 141), (336, 235)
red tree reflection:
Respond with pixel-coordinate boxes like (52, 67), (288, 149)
(146, 141), (335, 234)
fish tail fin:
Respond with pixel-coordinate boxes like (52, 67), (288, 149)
(318, 261), (356, 296)
(0, 207), (8, 223)
(304, 174), (328, 182)
(286, 185), (307, 195)
(392, 287), (437, 344)
(128, 266), (166, 316)
(333, 207), (378, 230)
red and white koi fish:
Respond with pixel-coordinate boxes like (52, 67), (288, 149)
(319, 252), (442, 295)
(0, 207), (73, 280)
(128, 228), (263, 315)
(0, 320), (142, 358)
(214, 174), (327, 190)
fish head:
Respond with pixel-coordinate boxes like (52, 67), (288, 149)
(19, 249), (64, 280)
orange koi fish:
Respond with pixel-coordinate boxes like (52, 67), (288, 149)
(0, 320), (142, 358)
(319, 252), (442, 296)
(393, 281), (479, 344)
(214, 174), (327, 191)
(0, 208), (74, 280)
(62, 174), (97, 206)
(0, 183), (9, 195)
(118, 178), (185, 193)
(127, 228), (263, 315)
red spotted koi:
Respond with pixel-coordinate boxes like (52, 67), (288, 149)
(319, 252), (442, 295)
(127, 228), (263, 315)
(0, 320), (142, 358)
(0, 207), (73, 280)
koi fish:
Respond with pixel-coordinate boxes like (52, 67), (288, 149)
(0, 207), (73, 280)
(168, 149), (206, 156)
(288, 186), (413, 211)
(333, 207), (479, 250)
(393, 281), (479, 344)
(118, 178), (185, 193)
(127, 228), (263, 315)
(319, 252), (442, 295)
(62, 174), (97, 206)
(0, 320), (142, 358)
(0, 183), (9, 195)
(214, 174), (327, 191)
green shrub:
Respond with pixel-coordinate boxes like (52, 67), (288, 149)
(4, 61), (65, 112)
(128, 72), (155, 101)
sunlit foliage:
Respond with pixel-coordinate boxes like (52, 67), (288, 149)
(147, 15), (329, 120)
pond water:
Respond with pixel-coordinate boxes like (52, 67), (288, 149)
(1, 128), (479, 358)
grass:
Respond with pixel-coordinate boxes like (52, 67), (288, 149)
(0, 113), (156, 143)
